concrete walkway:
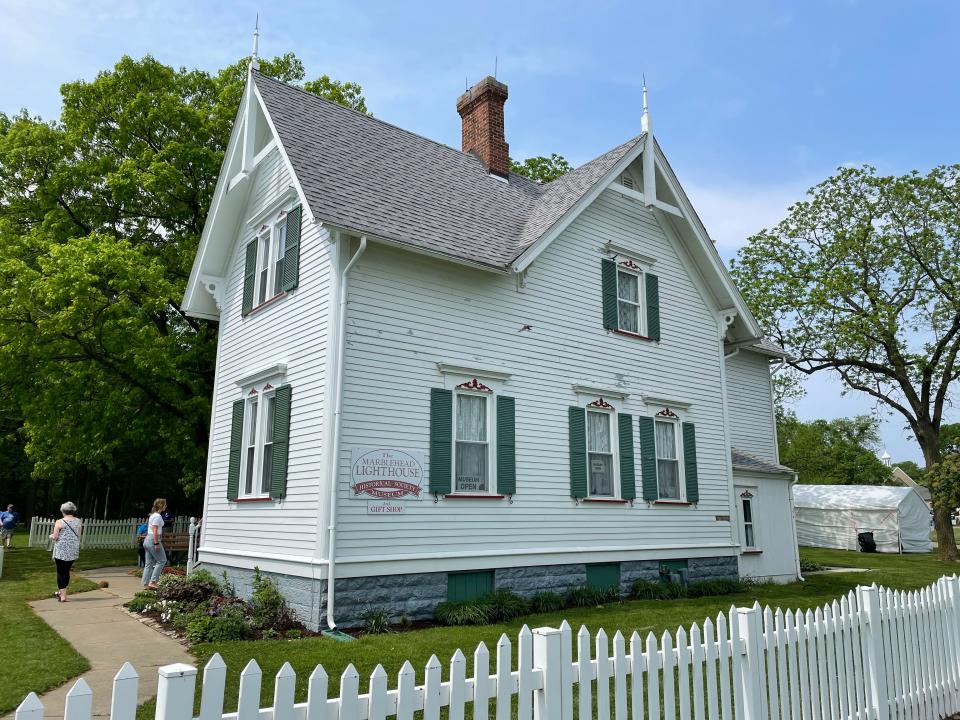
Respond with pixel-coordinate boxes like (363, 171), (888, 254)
(5, 567), (194, 720)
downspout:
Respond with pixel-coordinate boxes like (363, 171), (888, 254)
(325, 235), (367, 631)
(789, 472), (804, 581)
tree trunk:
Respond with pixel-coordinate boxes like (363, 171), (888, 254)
(919, 429), (959, 561)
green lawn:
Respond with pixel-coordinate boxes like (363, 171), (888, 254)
(129, 546), (959, 718)
(0, 539), (133, 714)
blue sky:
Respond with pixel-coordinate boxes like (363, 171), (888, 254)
(2, 0), (958, 463)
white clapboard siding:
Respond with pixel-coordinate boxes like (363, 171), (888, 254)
(17, 576), (960, 720)
(724, 349), (778, 461)
(28, 517), (190, 550)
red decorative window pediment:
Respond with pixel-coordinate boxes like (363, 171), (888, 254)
(248, 388), (258, 396)
(620, 259), (643, 271)
(263, 383), (274, 391)
(740, 489), (754, 499)
(588, 397), (614, 409)
(456, 378), (492, 392)
(656, 407), (679, 418)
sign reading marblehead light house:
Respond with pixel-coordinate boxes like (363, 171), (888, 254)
(350, 447), (425, 515)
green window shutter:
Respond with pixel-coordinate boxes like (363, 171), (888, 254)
(447, 570), (494, 602)
(601, 259), (618, 330)
(638, 416), (658, 501)
(270, 385), (292, 499)
(281, 204), (302, 292)
(586, 563), (621, 590)
(682, 421), (699, 504)
(227, 400), (245, 501)
(496, 396), (516, 495)
(618, 413), (636, 500)
(241, 240), (257, 316)
(569, 407), (587, 499)
(645, 273), (660, 341)
(429, 388), (453, 495)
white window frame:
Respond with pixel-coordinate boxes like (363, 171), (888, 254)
(251, 208), (293, 309)
(451, 387), (497, 495)
(586, 406), (620, 499)
(615, 264), (646, 336)
(239, 378), (282, 499)
(740, 490), (757, 549)
(653, 416), (685, 501)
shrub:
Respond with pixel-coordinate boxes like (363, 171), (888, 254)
(600, 585), (622, 604)
(162, 566), (187, 576)
(156, 570), (222, 605)
(285, 629), (303, 639)
(564, 585), (606, 608)
(686, 579), (745, 598)
(529, 590), (564, 613)
(127, 590), (157, 613)
(630, 579), (665, 600)
(799, 557), (826, 572)
(250, 567), (297, 630)
(261, 628), (279, 640)
(435, 601), (491, 626)
(481, 589), (528, 622)
(360, 607), (392, 634)
(658, 581), (686, 599)
(186, 609), (249, 643)
(397, 614), (413, 630)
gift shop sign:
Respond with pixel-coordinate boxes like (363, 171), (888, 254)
(350, 447), (425, 500)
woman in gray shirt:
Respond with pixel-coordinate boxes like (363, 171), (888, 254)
(51, 502), (82, 602)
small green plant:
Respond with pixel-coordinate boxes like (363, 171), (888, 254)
(480, 589), (528, 622)
(261, 628), (279, 640)
(360, 607), (392, 634)
(630, 579), (665, 600)
(600, 585), (622, 604)
(220, 571), (236, 597)
(126, 590), (157, 613)
(156, 569), (222, 605)
(397, 614), (413, 630)
(434, 600), (491, 626)
(799, 557), (826, 572)
(529, 590), (564, 613)
(186, 609), (249, 643)
(686, 579), (745, 598)
(251, 567), (296, 630)
(285, 628), (303, 639)
(564, 585), (606, 607)
(632, 577), (745, 600)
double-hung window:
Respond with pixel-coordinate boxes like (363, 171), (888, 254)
(241, 383), (278, 497)
(252, 215), (289, 307)
(616, 267), (643, 335)
(587, 409), (615, 497)
(455, 391), (491, 493)
(654, 418), (683, 500)
(273, 222), (287, 293)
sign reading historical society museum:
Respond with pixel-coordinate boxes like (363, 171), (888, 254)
(350, 447), (425, 500)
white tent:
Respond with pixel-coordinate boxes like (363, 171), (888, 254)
(792, 484), (932, 554)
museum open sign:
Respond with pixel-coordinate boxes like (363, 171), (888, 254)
(350, 447), (425, 500)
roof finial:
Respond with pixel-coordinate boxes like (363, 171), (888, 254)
(641, 74), (651, 133)
(249, 14), (260, 72)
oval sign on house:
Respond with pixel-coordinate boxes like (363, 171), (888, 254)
(350, 447), (425, 500)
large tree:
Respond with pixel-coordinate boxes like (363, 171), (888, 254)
(732, 164), (960, 559)
(510, 153), (571, 183)
(777, 414), (891, 486)
(0, 53), (367, 516)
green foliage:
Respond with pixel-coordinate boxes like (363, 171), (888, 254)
(928, 455), (960, 513)
(510, 154), (572, 183)
(126, 590), (158, 613)
(359, 608), (393, 635)
(434, 600), (491, 626)
(0, 53), (367, 510)
(684, 579), (745, 598)
(155, 569), (222, 604)
(285, 629), (303, 639)
(250, 567), (296, 630)
(631, 578), (744, 600)
(186, 609), (249, 643)
(481, 589), (528, 622)
(778, 414), (891, 485)
(564, 585), (607, 607)
(528, 590), (564, 613)
(893, 460), (926, 483)
(799, 557), (826, 572)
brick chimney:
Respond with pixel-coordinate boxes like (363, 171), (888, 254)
(456, 76), (510, 178)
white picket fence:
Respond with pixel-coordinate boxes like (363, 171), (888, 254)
(27, 516), (191, 550)
(15, 576), (960, 720)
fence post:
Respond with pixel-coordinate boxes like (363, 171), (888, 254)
(858, 584), (889, 720)
(155, 664), (197, 720)
(186, 517), (197, 574)
(533, 626), (563, 720)
(946, 575), (960, 703)
(15, 693), (43, 720)
(736, 605), (764, 720)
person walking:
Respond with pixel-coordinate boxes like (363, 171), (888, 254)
(0, 504), (18, 549)
(50, 502), (82, 602)
(142, 498), (167, 589)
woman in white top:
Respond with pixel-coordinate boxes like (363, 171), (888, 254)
(142, 498), (168, 589)
(51, 502), (82, 603)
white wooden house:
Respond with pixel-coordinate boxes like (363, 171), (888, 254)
(182, 64), (801, 629)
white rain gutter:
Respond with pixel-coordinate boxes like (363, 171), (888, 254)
(326, 234), (367, 630)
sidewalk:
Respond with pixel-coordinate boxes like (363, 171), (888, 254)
(5, 567), (194, 720)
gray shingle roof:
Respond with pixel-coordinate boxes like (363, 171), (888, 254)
(254, 73), (642, 269)
(731, 448), (795, 476)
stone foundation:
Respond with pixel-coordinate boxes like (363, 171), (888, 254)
(202, 554), (738, 630)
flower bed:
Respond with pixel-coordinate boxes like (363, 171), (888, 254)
(126, 568), (312, 642)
